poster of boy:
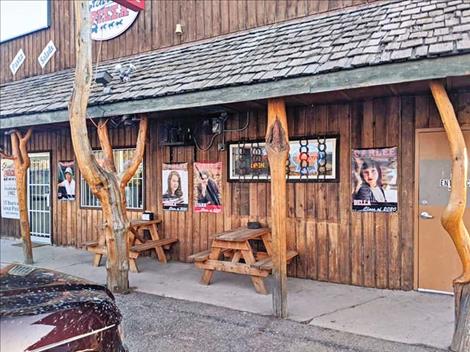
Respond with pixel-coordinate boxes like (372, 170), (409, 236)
(57, 161), (76, 201)
(351, 147), (398, 212)
(193, 162), (222, 213)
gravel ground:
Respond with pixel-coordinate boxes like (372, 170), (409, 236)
(115, 292), (444, 352)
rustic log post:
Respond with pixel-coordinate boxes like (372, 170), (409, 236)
(430, 81), (470, 352)
(265, 98), (289, 318)
(1, 129), (33, 264)
(69, 0), (148, 293)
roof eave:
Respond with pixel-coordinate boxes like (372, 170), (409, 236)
(2, 54), (470, 130)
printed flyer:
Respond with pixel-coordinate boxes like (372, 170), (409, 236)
(1, 159), (19, 219)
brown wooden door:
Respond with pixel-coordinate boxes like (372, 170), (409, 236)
(417, 130), (470, 293)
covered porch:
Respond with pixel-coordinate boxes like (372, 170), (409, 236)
(0, 237), (454, 349)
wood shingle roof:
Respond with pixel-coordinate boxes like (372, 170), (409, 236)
(1, 0), (470, 125)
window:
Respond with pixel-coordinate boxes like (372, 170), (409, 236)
(80, 149), (144, 209)
(1, 0), (50, 42)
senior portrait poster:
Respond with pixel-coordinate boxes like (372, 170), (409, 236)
(194, 162), (223, 213)
(351, 147), (398, 212)
(57, 161), (76, 201)
(162, 163), (189, 211)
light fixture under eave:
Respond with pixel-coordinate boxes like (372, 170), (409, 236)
(175, 23), (183, 35)
(114, 63), (137, 82)
(95, 71), (113, 86)
(122, 114), (139, 126)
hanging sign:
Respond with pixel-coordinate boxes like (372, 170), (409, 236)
(162, 163), (189, 212)
(114, 0), (145, 11)
(89, 0), (139, 41)
(38, 40), (56, 68)
(352, 147), (398, 213)
(9, 49), (25, 75)
(1, 159), (20, 219)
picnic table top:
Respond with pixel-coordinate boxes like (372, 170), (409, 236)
(130, 219), (162, 227)
(215, 227), (271, 243)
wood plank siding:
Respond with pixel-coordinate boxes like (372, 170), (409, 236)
(2, 91), (469, 290)
(1, 0), (377, 84)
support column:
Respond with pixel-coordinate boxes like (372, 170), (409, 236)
(265, 98), (289, 318)
(429, 80), (470, 352)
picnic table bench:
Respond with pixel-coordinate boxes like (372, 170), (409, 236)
(83, 219), (178, 272)
(188, 227), (298, 294)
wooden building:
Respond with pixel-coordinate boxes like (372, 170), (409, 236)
(1, 0), (469, 294)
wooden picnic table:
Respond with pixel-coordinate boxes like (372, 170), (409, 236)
(84, 218), (178, 273)
(189, 227), (297, 294)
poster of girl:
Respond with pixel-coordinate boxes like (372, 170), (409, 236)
(352, 147), (398, 212)
(194, 162), (222, 213)
(162, 163), (189, 211)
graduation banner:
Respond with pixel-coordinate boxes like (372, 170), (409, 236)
(162, 163), (189, 211)
(194, 162), (222, 213)
(352, 147), (398, 213)
(57, 161), (76, 201)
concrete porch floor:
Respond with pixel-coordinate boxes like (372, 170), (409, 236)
(0, 238), (454, 350)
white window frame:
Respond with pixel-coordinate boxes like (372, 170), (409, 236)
(80, 148), (144, 210)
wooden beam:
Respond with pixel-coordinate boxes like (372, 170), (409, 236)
(265, 98), (289, 318)
(195, 261), (270, 277)
(429, 81), (470, 284)
(2, 55), (470, 130)
(387, 85), (400, 96)
(429, 80), (470, 352)
(338, 90), (352, 101)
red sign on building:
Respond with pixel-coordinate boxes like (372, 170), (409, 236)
(113, 0), (145, 12)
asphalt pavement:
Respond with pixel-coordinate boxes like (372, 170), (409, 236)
(115, 292), (445, 352)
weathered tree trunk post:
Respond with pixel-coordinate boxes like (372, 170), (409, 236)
(1, 129), (33, 264)
(430, 81), (470, 352)
(69, 0), (148, 293)
(265, 98), (289, 318)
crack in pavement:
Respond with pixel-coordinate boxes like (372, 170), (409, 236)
(301, 296), (386, 325)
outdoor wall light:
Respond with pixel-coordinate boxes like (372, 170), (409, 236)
(114, 63), (137, 82)
(121, 114), (138, 126)
(211, 118), (223, 134)
(108, 114), (136, 128)
(175, 23), (183, 35)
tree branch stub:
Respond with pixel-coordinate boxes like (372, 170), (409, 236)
(97, 119), (117, 173)
(119, 115), (148, 190)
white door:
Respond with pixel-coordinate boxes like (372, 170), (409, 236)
(28, 153), (51, 244)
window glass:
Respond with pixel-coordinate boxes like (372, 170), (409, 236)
(1, 0), (50, 42)
(80, 149), (144, 209)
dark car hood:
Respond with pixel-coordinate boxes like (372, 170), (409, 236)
(0, 264), (118, 318)
(0, 264), (123, 351)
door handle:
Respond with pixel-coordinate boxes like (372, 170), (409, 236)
(420, 211), (434, 219)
